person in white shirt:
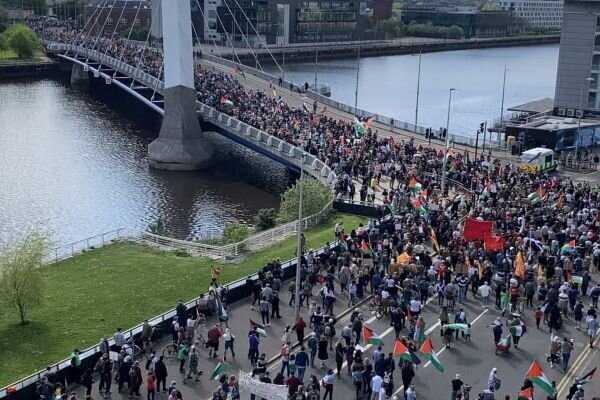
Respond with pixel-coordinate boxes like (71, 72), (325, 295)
(478, 282), (492, 307)
(410, 299), (422, 318)
(114, 328), (125, 351)
(370, 374), (384, 400)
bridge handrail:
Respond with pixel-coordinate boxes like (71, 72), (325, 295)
(201, 54), (505, 149)
(47, 42), (338, 189)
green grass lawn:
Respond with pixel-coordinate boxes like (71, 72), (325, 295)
(0, 49), (19, 61)
(0, 213), (365, 387)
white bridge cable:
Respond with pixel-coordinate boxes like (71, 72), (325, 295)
(191, 0), (222, 59)
(78, 0), (111, 53)
(64, 0), (104, 56)
(203, 0), (245, 69)
(129, 0), (161, 88)
(87, 0), (120, 63)
(230, 0), (283, 75)
(115, 0), (144, 74)
(98, 0), (128, 68)
(150, 62), (164, 102)
(217, 0), (264, 72)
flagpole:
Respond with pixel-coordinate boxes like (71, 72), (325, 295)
(441, 88), (456, 197)
(354, 43), (361, 109)
(415, 49), (422, 130)
(294, 154), (306, 322)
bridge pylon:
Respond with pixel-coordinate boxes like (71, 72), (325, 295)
(148, 0), (213, 170)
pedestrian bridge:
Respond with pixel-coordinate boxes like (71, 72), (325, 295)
(46, 42), (337, 187)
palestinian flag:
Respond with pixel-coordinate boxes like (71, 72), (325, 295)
(525, 360), (555, 395)
(509, 324), (524, 337)
(454, 194), (465, 203)
(352, 118), (366, 135)
(387, 203), (396, 217)
(443, 148), (453, 164)
(430, 228), (440, 252)
(527, 191), (540, 205)
(441, 323), (469, 333)
(517, 387), (533, 400)
(409, 177), (422, 192)
(220, 96), (234, 106)
(233, 65), (245, 78)
(209, 358), (228, 380)
(415, 318), (426, 346)
(360, 240), (373, 256)
(527, 151), (543, 164)
(362, 325), (383, 346)
(419, 338), (444, 373)
(577, 367), (597, 385)
(560, 240), (576, 255)
(393, 340), (412, 361)
(249, 319), (267, 337)
(412, 198), (427, 216)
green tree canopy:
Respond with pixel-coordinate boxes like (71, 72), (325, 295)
(379, 18), (405, 39)
(0, 4), (8, 33)
(0, 229), (50, 324)
(2, 23), (39, 58)
(278, 177), (334, 223)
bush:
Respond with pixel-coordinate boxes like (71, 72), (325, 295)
(278, 177), (334, 223)
(147, 217), (170, 237)
(222, 222), (250, 244)
(255, 208), (277, 231)
(2, 24), (39, 58)
(173, 248), (191, 257)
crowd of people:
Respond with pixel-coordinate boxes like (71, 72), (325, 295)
(25, 23), (600, 400)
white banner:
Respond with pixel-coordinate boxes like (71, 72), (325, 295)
(238, 371), (288, 400)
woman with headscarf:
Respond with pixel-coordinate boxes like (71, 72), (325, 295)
(487, 368), (500, 392)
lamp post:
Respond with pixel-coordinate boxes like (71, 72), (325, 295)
(294, 154), (306, 322)
(441, 88), (456, 197)
(576, 77), (595, 167)
(500, 65), (508, 147)
(354, 43), (361, 109)
(415, 49), (422, 130)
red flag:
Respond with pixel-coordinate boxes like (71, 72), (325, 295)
(568, 239), (576, 247)
(463, 218), (493, 241)
(484, 236), (505, 251)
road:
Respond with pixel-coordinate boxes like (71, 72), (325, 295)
(62, 271), (599, 400)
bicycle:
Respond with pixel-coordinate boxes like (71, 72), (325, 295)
(124, 337), (143, 360)
(162, 341), (179, 359)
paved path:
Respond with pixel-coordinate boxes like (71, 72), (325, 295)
(64, 269), (599, 400)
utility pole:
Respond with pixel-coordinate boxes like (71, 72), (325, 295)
(294, 155), (306, 322)
(415, 49), (422, 130)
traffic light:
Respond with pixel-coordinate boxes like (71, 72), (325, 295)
(480, 122), (485, 132)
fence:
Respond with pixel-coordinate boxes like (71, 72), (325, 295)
(44, 228), (127, 264)
(0, 238), (333, 400)
(201, 54), (506, 149)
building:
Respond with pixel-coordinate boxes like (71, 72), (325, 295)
(553, 0), (600, 119)
(400, 6), (513, 38)
(373, 0), (393, 21)
(198, 0), (368, 45)
(495, 0), (563, 30)
(83, 0), (152, 36)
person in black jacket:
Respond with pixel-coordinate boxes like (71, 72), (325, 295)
(155, 356), (168, 393)
(271, 292), (281, 319)
(80, 368), (94, 400)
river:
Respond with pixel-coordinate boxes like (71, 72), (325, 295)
(265, 44), (559, 137)
(0, 78), (288, 246)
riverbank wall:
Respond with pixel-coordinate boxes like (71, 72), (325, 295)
(229, 34), (560, 64)
(0, 59), (63, 80)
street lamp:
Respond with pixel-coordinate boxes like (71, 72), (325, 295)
(576, 77), (595, 167)
(414, 49), (422, 130)
(499, 65), (508, 135)
(441, 88), (456, 197)
(294, 154), (306, 322)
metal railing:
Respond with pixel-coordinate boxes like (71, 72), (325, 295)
(44, 228), (126, 264)
(201, 54), (505, 149)
(0, 240), (333, 399)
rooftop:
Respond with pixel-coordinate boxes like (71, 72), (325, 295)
(507, 98), (554, 114)
(520, 115), (600, 131)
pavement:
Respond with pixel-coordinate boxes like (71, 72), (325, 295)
(63, 268), (600, 400)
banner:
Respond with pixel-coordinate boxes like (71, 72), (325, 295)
(463, 218), (493, 241)
(238, 371), (288, 400)
(484, 236), (506, 251)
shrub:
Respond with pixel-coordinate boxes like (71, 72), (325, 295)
(278, 177), (334, 223)
(255, 208), (277, 231)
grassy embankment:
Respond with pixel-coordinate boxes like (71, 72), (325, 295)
(0, 213), (365, 387)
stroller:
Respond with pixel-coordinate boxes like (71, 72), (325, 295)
(495, 334), (512, 355)
(546, 340), (562, 368)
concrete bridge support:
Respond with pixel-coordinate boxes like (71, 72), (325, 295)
(148, 0), (212, 170)
(70, 63), (89, 86)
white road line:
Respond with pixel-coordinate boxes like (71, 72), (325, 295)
(392, 308), (489, 397)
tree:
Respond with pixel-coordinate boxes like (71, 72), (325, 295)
(0, 4), (8, 33)
(278, 177), (334, 223)
(3, 24), (39, 58)
(0, 33), (8, 57)
(255, 208), (277, 231)
(447, 25), (464, 39)
(0, 229), (49, 325)
(147, 217), (170, 236)
(379, 18), (405, 39)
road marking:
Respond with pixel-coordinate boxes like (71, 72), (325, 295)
(556, 327), (600, 396)
(391, 308), (489, 397)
